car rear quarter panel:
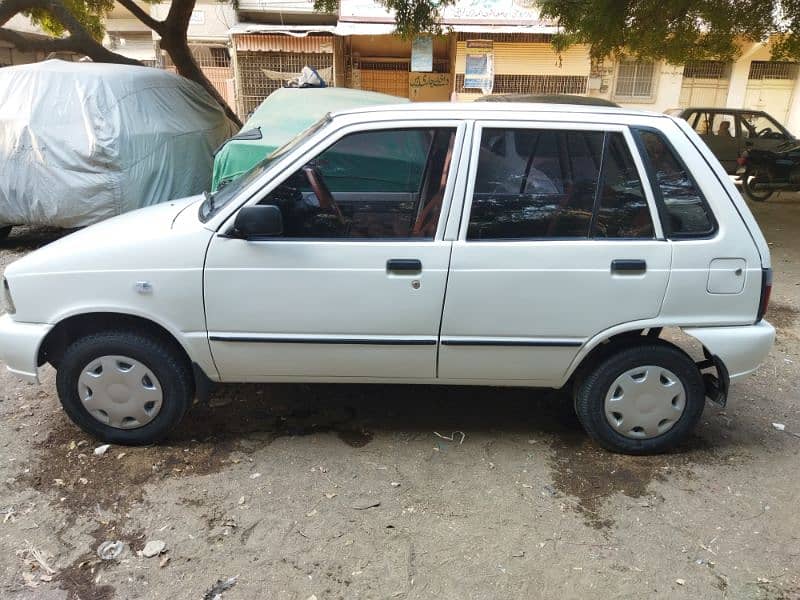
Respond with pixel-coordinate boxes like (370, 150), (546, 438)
(653, 119), (764, 327)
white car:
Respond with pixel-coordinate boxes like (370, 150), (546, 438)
(0, 103), (775, 454)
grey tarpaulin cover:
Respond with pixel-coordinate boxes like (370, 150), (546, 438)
(0, 60), (237, 228)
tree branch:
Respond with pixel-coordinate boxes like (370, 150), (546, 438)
(42, 0), (102, 40)
(115, 0), (163, 35)
(0, 26), (71, 51)
(0, 24), (138, 64)
(164, 0), (196, 34)
(0, 0), (47, 27)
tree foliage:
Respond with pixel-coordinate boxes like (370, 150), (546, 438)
(314, 0), (454, 38)
(538, 0), (796, 62)
(316, 0), (800, 61)
(26, 0), (111, 39)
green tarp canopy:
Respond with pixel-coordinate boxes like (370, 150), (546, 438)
(212, 87), (408, 191)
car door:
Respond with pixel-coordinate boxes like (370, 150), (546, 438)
(438, 122), (671, 384)
(204, 122), (464, 381)
(688, 111), (740, 173)
(704, 112), (741, 173)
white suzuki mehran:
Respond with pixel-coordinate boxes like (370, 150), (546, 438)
(0, 103), (775, 454)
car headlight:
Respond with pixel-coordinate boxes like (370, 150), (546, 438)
(2, 277), (15, 314)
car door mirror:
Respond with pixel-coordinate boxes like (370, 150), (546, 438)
(232, 205), (283, 239)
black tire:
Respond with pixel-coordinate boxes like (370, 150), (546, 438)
(0, 226), (11, 240)
(574, 342), (705, 455)
(742, 168), (774, 202)
(56, 330), (193, 445)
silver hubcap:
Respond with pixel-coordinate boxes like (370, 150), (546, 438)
(604, 366), (686, 439)
(77, 355), (163, 429)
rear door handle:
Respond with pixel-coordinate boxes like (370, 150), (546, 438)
(387, 259), (422, 274)
(611, 259), (647, 274)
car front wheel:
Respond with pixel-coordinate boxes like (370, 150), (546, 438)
(574, 343), (705, 455)
(56, 330), (193, 445)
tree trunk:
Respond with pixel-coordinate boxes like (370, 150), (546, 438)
(161, 37), (242, 126)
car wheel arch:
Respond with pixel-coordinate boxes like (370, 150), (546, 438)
(566, 328), (663, 390)
(38, 311), (194, 374)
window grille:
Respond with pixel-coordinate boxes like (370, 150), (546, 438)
(748, 61), (799, 80)
(614, 60), (655, 98)
(683, 60), (730, 80)
(357, 60), (410, 97)
(236, 51), (333, 116)
(353, 57), (449, 98)
(455, 73), (588, 95)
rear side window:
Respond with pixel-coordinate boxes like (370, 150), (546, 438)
(468, 128), (653, 240)
(593, 133), (653, 238)
(636, 129), (716, 238)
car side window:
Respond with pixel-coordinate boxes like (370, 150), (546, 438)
(739, 112), (787, 140)
(635, 129), (715, 238)
(592, 133), (654, 239)
(467, 128), (654, 240)
(690, 112), (736, 138)
(260, 127), (456, 239)
(690, 112), (711, 135)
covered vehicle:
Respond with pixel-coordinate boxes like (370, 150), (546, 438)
(0, 60), (237, 237)
(212, 87), (407, 191)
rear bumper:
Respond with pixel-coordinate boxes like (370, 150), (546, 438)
(0, 314), (51, 384)
(683, 320), (775, 382)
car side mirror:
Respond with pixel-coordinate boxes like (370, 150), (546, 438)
(232, 205), (283, 239)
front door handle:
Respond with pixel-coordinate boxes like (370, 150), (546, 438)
(611, 259), (647, 274)
(387, 259), (422, 274)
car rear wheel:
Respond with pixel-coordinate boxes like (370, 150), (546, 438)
(574, 343), (705, 455)
(56, 330), (193, 445)
(0, 226), (11, 240)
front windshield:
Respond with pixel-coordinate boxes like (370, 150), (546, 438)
(199, 116), (331, 222)
(739, 112), (790, 139)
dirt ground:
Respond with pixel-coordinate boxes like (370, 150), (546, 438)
(0, 195), (799, 600)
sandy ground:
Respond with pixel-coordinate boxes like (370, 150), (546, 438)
(0, 196), (798, 600)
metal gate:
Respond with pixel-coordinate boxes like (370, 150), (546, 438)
(679, 61), (730, 108)
(351, 57), (450, 98)
(745, 61), (799, 124)
(236, 51), (333, 117)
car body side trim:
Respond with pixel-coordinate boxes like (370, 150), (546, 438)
(441, 337), (584, 348)
(208, 334), (437, 346)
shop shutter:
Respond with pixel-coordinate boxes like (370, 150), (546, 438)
(455, 41), (590, 76)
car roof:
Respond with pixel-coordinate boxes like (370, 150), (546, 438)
(475, 94), (620, 107)
(330, 101), (666, 121)
(681, 107), (769, 114)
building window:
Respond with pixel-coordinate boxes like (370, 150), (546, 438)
(614, 60), (656, 100)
